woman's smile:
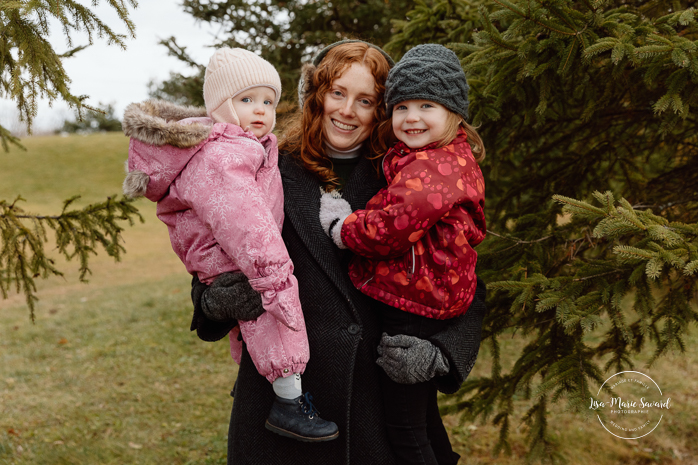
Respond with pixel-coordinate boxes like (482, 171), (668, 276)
(331, 119), (358, 131)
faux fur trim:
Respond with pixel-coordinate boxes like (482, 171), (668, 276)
(122, 99), (211, 148)
(297, 63), (316, 109)
(123, 169), (150, 198)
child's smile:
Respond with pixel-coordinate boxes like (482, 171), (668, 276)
(392, 100), (450, 149)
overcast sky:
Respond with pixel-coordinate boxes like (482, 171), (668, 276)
(0, 1), (220, 133)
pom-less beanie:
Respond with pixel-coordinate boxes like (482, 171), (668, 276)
(385, 44), (469, 121)
(203, 48), (282, 126)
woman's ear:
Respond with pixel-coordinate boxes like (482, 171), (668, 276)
(297, 63), (317, 108)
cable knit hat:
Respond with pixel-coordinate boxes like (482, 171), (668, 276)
(385, 44), (469, 121)
(203, 48), (282, 126)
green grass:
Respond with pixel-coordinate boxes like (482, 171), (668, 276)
(1, 134), (696, 464)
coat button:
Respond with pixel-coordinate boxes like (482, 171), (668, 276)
(347, 323), (360, 335)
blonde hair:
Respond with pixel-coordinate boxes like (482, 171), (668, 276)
(377, 107), (486, 163)
(440, 112), (486, 163)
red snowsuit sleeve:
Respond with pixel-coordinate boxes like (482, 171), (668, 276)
(340, 147), (485, 259)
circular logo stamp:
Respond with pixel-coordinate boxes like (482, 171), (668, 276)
(590, 371), (670, 439)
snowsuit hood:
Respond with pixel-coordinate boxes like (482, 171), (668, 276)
(122, 100), (212, 201)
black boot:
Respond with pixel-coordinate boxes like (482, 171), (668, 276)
(265, 392), (339, 442)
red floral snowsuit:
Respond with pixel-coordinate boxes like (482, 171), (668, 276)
(341, 129), (486, 319)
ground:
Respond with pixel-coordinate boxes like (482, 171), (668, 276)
(0, 133), (695, 464)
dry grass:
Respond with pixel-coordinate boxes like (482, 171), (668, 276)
(1, 134), (697, 464)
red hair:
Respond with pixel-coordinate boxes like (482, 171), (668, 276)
(279, 42), (392, 189)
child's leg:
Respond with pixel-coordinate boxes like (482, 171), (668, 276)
(378, 369), (439, 465)
(238, 312), (309, 383)
(377, 302), (456, 465)
(426, 390), (461, 465)
(238, 313), (338, 442)
(272, 372), (302, 399)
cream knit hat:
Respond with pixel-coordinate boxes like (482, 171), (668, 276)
(203, 48), (282, 126)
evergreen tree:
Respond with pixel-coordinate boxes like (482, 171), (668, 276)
(59, 102), (123, 133)
(150, 0), (413, 106)
(387, 0), (698, 460)
(1, 1), (141, 319)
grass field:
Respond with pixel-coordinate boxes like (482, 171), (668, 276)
(1, 133), (697, 464)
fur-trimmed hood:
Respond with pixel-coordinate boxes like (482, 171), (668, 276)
(122, 99), (273, 202)
(122, 100), (214, 201)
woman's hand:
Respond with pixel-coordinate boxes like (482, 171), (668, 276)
(190, 272), (265, 342)
(318, 188), (352, 249)
(376, 333), (450, 384)
(376, 278), (487, 390)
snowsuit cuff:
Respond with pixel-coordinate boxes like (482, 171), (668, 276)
(266, 363), (308, 384)
(248, 262), (303, 331)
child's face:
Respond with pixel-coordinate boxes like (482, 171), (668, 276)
(231, 86), (277, 138)
(392, 100), (450, 149)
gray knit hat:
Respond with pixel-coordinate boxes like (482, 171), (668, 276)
(385, 44), (469, 121)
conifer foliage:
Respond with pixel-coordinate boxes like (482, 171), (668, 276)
(388, 0), (698, 460)
(1, 1), (141, 319)
(151, 0), (413, 106)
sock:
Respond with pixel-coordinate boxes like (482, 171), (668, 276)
(273, 373), (302, 399)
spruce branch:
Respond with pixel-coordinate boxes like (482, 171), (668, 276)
(0, 0), (137, 148)
(0, 196), (143, 321)
(376, 0), (698, 459)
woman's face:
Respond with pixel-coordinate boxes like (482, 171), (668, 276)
(322, 63), (378, 150)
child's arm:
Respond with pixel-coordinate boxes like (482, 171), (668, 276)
(187, 142), (302, 332)
(323, 152), (484, 259)
(190, 272), (265, 342)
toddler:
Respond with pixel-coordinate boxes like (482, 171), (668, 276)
(123, 48), (338, 443)
(320, 44), (486, 464)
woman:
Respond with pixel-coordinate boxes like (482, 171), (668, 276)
(191, 40), (487, 465)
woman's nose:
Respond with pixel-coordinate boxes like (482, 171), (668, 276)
(338, 99), (355, 117)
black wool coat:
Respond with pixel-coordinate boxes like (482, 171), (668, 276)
(226, 153), (487, 465)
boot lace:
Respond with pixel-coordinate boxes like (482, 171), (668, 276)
(300, 392), (320, 419)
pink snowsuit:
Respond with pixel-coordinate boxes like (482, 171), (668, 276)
(122, 100), (309, 383)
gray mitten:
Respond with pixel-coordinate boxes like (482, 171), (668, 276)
(202, 272), (265, 322)
(376, 333), (451, 384)
(318, 187), (353, 249)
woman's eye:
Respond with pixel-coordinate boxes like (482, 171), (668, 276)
(359, 98), (372, 106)
(332, 90), (343, 97)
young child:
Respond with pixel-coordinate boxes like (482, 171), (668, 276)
(319, 44), (486, 464)
(122, 48), (338, 443)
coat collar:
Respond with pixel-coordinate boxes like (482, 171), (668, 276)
(279, 151), (386, 303)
